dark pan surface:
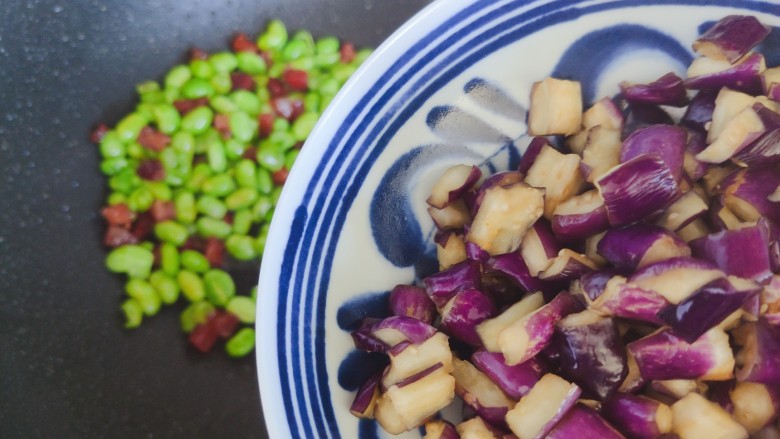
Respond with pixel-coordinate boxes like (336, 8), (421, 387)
(0, 1), (430, 437)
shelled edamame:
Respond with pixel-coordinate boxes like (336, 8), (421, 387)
(94, 20), (371, 358)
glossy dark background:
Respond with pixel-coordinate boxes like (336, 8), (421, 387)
(0, 1), (430, 437)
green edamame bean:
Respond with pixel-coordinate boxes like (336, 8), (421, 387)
(314, 52), (340, 68)
(181, 78), (214, 99)
(136, 80), (159, 96)
(121, 299), (144, 329)
(107, 192), (127, 206)
(181, 106), (213, 134)
(186, 163), (213, 192)
(211, 95), (238, 114)
(231, 90), (262, 116)
(256, 168), (273, 194)
(171, 131), (195, 154)
(180, 250), (211, 273)
(355, 48), (373, 65)
(209, 52), (238, 73)
(180, 301), (215, 332)
(272, 118), (290, 132)
(225, 328), (255, 357)
(174, 191), (197, 224)
(235, 160), (257, 188)
(145, 181), (172, 201)
(289, 57), (315, 71)
(332, 64), (357, 83)
(201, 174), (236, 197)
(196, 195), (227, 219)
(106, 245), (154, 279)
(251, 195), (273, 221)
(153, 104), (181, 134)
(125, 142), (148, 160)
(125, 278), (161, 316)
(319, 77), (340, 96)
(256, 142), (285, 172)
(285, 149), (300, 171)
(236, 52), (266, 75)
(229, 111), (257, 143)
(116, 113), (148, 142)
(268, 131), (296, 151)
(303, 93), (320, 114)
(207, 141), (227, 173)
(163, 87), (180, 104)
(190, 59), (214, 79)
(292, 112), (319, 141)
(282, 40), (307, 62)
(250, 286), (258, 302)
(148, 271), (179, 305)
(196, 217), (232, 238)
(210, 72), (233, 95)
(226, 296), (256, 323)
(177, 270), (206, 302)
(109, 168), (141, 194)
(225, 187), (258, 211)
(226, 235), (257, 261)
(271, 186), (283, 204)
(99, 132), (126, 158)
(267, 62), (286, 79)
(316, 36), (340, 54)
(231, 209), (253, 236)
(203, 269), (236, 306)
(100, 158), (130, 176)
(154, 221), (189, 246)
(223, 139), (247, 161)
(255, 223), (271, 255)
(257, 19), (288, 52)
(160, 243), (180, 277)
(165, 65), (191, 89)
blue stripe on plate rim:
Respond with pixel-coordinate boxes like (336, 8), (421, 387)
(258, 0), (779, 437)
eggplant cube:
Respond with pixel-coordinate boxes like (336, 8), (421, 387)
(730, 382), (780, 434)
(505, 373), (581, 439)
(436, 232), (468, 270)
(696, 104), (766, 163)
(477, 291), (544, 353)
(551, 189), (610, 242)
(545, 403), (627, 439)
(628, 257), (724, 304)
(762, 66), (780, 100)
(424, 419), (460, 439)
(427, 164), (482, 209)
(376, 364), (456, 434)
(383, 332), (454, 389)
(582, 96), (624, 132)
(524, 145), (584, 219)
(671, 393), (748, 439)
(692, 15), (771, 63)
(528, 77), (583, 136)
(581, 126), (622, 183)
(455, 417), (500, 439)
(471, 349), (542, 400)
(602, 393), (673, 439)
(452, 358), (515, 428)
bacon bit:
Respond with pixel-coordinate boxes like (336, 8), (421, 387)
(189, 47), (209, 61)
(131, 212), (155, 240)
(267, 77), (286, 98)
(173, 97), (209, 115)
(182, 236), (207, 252)
(340, 42), (356, 63)
(272, 168), (289, 185)
(137, 126), (171, 152)
(213, 114), (231, 139)
(283, 69), (308, 91)
(150, 200), (176, 222)
(101, 204), (136, 228)
(204, 238), (225, 267)
(104, 226), (139, 247)
(211, 310), (240, 338)
(223, 212), (234, 225)
(230, 72), (256, 91)
(258, 113), (275, 138)
(231, 33), (258, 53)
(189, 322), (218, 353)
(241, 146), (258, 161)
(90, 123), (109, 143)
(272, 97), (304, 122)
(137, 159), (166, 181)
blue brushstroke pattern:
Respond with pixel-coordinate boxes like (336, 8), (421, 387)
(337, 350), (389, 391)
(336, 291), (391, 332)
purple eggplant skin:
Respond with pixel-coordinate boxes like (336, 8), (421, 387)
(470, 171), (525, 215)
(389, 284), (437, 324)
(527, 219), (561, 260)
(440, 288), (497, 347)
(423, 419), (460, 439)
(620, 72), (688, 107)
(602, 393), (673, 439)
(682, 128), (710, 181)
(551, 196), (611, 243)
(620, 125), (687, 182)
(598, 223), (690, 270)
(554, 313), (628, 400)
(755, 102), (780, 129)
(471, 349), (543, 400)
(659, 278), (759, 343)
(682, 90), (717, 131)
(546, 404), (627, 439)
(350, 371), (382, 418)
(707, 380), (736, 413)
(578, 269), (624, 302)
(621, 103), (674, 139)
(466, 240), (490, 263)
(735, 319), (780, 385)
(538, 250), (597, 282)
(423, 259), (482, 309)
(692, 15), (771, 63)
(597, 155), (681, 227)
(690, 223), (772, 281)
(719, 164), (780, 223)
(684, 53), (766, 95)
(628, 327), (733, 381)
(352, 316), (439, 352)
(733, 127), (780, 166)
(484, 252), (561, 297)
(518, 136), (549, 175)
(591, 279), (670, 325)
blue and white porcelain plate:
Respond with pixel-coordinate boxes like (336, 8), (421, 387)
(257, 0), (779, 437)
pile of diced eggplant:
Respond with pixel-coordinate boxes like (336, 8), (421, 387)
(348, 15), (780, 439)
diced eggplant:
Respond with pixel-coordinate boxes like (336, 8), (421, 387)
(692, 15), (771, 63)
(703, 164), (739, 197)
(427, 164), (482, 209)
(437, 232), (468, 270)
(472, 171), (526, 214)
(483, 253), (556, 296)
(577, 269), (624, 303)
(375, 363), (456, 434)
(383, 332), (453, 389)
(619, 350), (646, 393)
(585, 232), (608, 266)
(596, 155), (680, 227)
(551, 190), (610, 242)
(424, 260), (482, 309)
(761, 276), (780, 325)
(498, 292), (580, 365)
(554, 311), (627, 400)
(466, 240), (490, 263)
(598, 223), (690, 270)
(520, 220), (561, 277)
(671, 393), (748, 439)
(709, 197), (744, 231)
(527, 77), (583, 136)
(690, 222), (771, 280)
(452, 358), (515, 427)
(621, 103), (674, 138)
(763, 67), (780, 100)
(628, 327), (734, 381)
(424, 419), (460, 439)
(352, 316), (439, 352)
(734, 319), (780, 385)
(620, 72), (688, 107)
(545, 403), (626, 439)
(538, 249), (598, 282)
(697, 104), (768, 163)
(651, 379), (708, 400)
(350, 371), (382, 418)
(505, 373), (582, 439)
(732, 127), (780, 166)
(620, 125), (686, 182)
(658, 277), (759, 343)
(685, 53), (765, 95)
(467, 182), (545, 255)
(601, 393), (673, 439)
(524, 145), (584, 219)
(590, 276), (670, 325)
(518, 137), (549, 175)
(477, 292), (545, 353)
(719, 164), (780, 223)
(583, 96), (624, 132)
(682, 90), (717, 131)
(440, 289), (497, 347)
(389, 284), (437, 324)
(471, 349), (543, 400)
(730, 381), (780, 434)
(566, 128), (590, 156)
(707, 88), (760, 143)
(656, 190), (708, 231)
(581, 126), (623, 183)
(430, 200), (471, 232)
(455, 417), (502, 438)
(628, 256), (724, 304)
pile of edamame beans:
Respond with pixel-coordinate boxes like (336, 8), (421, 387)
(93, 20), (370, 358)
